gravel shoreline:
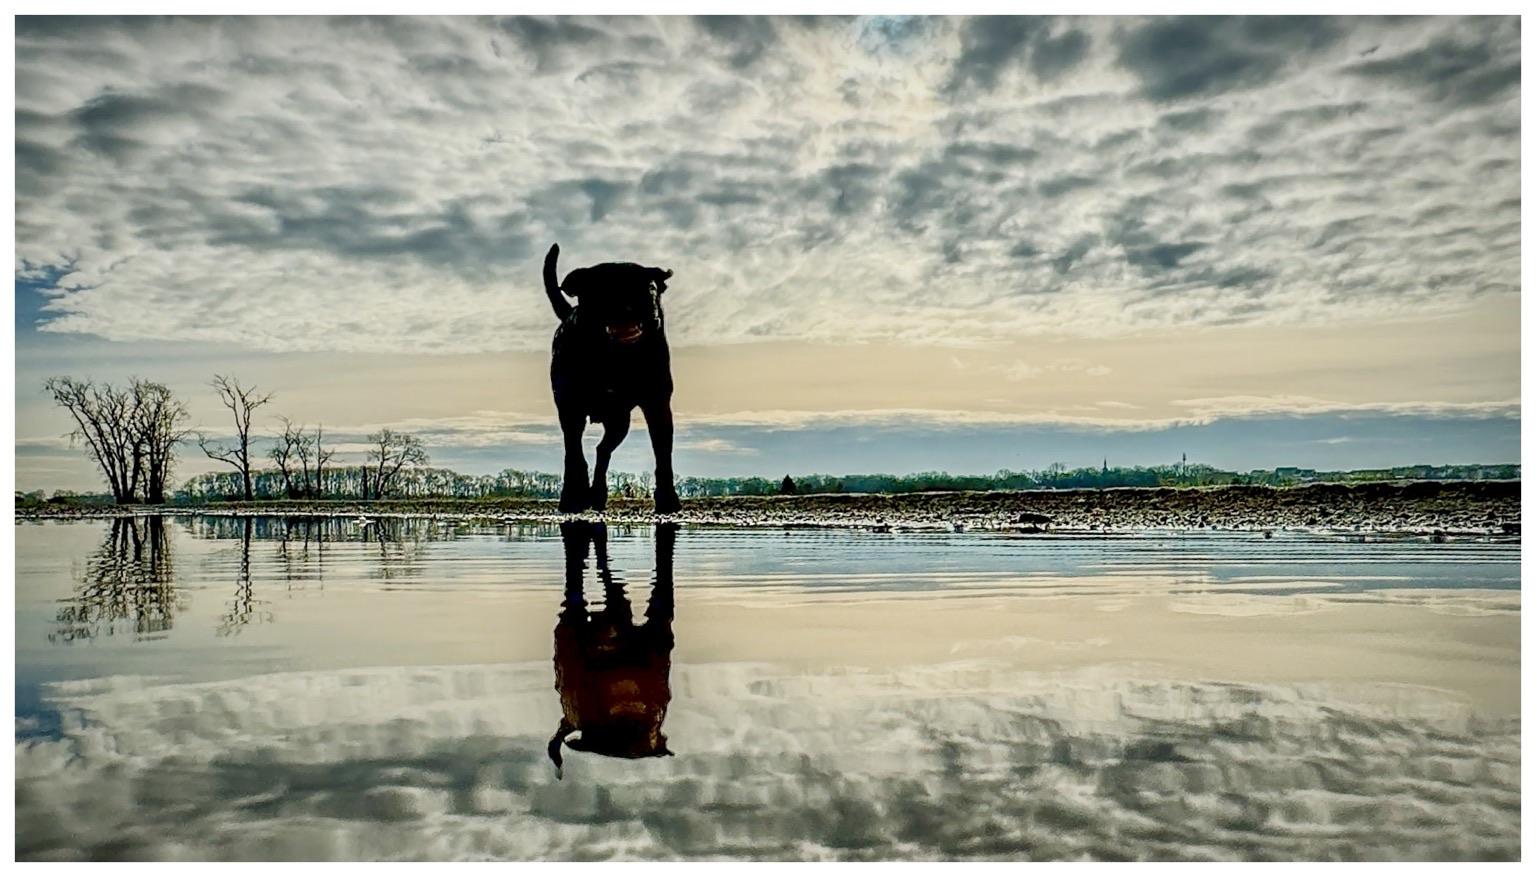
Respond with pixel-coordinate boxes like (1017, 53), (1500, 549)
(16, 481), (1520, 539)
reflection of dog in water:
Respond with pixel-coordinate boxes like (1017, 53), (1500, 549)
(549, 521), (677, 778)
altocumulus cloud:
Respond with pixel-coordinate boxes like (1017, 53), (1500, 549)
(14, 15), (1519, 354)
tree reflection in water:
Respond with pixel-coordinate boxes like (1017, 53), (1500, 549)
(273, 517), (325, 590)
(190, 516), (432, 581)
(215, 517), (334, 636)
(216, 517), (272, 637)
(360, 518), (426, 581)
(47, 514), (446, 644)
(549, 522), (678, 779)
(52, 516), (181, 643)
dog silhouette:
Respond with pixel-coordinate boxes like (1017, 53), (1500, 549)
(543, 244), (681, 514)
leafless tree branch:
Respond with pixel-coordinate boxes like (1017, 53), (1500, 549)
(200, 374), (273, 500)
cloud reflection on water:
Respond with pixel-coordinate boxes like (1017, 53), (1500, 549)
(14, 516), (1521, 861)
(15, 660), (1518, 861)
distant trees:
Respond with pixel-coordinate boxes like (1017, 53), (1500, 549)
(198, 375), (272, 501)
(132, 381), (191, 503)
(269, 418), (305, 499)
(166, 457), (1520, 505)
(45, 377), (136, 503)
(606, 470), (652, 499)
(305, 424), (336, 498)
(43, 376), (190, 504)
(365, 428), (429, 499)
(178, 464), (561, 502)
(267, 417), (338, 499)
(43, 371), (455, 505)
(671, 466), (1211, 497)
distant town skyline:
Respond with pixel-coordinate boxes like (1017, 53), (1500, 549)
(14, 16), (1520, 492)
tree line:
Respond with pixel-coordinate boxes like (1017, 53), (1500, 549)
(45, 373), (433, 504)
(26, 456), (1521, 508)
(689, 465), (1233, 497)
(41, 374), (1519, 505)
(178, 462), (534, 501)
(172, 460), (1512, 504)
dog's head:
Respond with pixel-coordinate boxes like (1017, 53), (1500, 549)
(548, 719), (673, 779)
(561, 262), (673, 345)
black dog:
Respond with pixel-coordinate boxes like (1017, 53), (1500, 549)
(543, 243), (680, 514)
(548, 521), (676, 779)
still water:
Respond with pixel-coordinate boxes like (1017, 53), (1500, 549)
(14, 516), (1521, 861)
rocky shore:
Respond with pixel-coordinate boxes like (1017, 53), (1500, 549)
(17, 481), (1520, 539)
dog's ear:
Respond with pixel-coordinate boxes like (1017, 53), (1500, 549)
(648, 267), (673, 294)
(560, 267), (590, 297)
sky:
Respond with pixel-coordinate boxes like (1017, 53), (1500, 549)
(12, 14), (1521, 492)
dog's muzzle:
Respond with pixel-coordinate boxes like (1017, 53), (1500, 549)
(606, 322), (645, 344)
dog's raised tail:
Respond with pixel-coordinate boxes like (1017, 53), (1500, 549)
(544, 243), (573, 322)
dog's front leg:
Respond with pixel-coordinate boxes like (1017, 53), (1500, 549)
(645, 523), (677, 634)
(640, 399), (681, 514)
(590, 408), (632, 513)
(558, 406), (590, 513)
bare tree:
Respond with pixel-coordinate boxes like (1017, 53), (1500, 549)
(269, 417), (307, 499)
(305, 426), (330, 500)
(297, 426), (334, 500)
(45, 377), (141, 503)
(289, 422), (313, 498)
(129, 380), (191, 504)
(319, 427), (337, 496)
(198, 375), (272, 501)
(366, 429), (429, 499)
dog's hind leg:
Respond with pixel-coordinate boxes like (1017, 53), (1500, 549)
(590, 408), (632, 512)
(558, 405), (590, 513)
(640, 399), (682, 515)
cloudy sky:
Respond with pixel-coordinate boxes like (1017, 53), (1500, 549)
(13, 15), (1521, 491)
